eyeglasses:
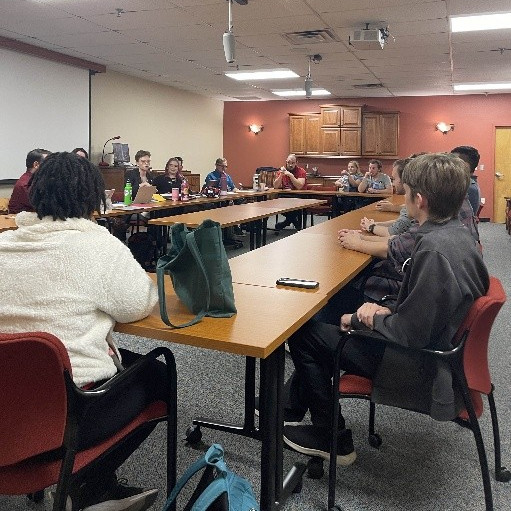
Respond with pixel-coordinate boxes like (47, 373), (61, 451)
(218, 164), (228, 168)
(138, 159), (151, 164)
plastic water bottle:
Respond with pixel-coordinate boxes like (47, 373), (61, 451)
(220, 172), (228, 196)
(181, 177), (189, 201)
(123, 180), (132, 205)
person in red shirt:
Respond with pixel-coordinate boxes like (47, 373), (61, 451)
(8, 148), (51, 214)
(273, 153), (307, 230)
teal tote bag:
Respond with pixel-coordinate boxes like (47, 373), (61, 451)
(157, 219), (237, 328)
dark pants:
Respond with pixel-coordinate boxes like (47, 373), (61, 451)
(287, 320), (385, 428)
(281, 211), (301, 229)
(71, 349), (169, 493)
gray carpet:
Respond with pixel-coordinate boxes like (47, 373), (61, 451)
(2, 220), (510, 510)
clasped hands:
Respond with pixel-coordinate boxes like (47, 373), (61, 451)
(375, 199), (393, 211)
(340, 303), (391, 332)
(337, 228), (362, 250)
(359, 216), (374, 232)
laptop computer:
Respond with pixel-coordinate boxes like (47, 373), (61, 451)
(132, 185), (158, 204)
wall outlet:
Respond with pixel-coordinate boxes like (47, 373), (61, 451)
(479, 164), (485, 171)
(480, 197), (486, 205)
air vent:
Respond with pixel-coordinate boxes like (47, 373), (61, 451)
(353, 83), (385, 89)
(283, 29), (340, 45)
(232, 96), (262, 101)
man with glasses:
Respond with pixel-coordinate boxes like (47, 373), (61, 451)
(205, 157), (238, 191)
(273, 153), (306, 231)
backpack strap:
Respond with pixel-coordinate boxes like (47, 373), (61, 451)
(162, 444), (225, 511)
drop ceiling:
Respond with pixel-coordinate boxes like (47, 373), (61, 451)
(1, 0), (511, 101)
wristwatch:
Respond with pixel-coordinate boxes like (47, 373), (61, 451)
(368, 223), (376, 234)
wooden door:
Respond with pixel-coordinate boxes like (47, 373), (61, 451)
(341, 106), (362, 127)
(379, 113), (399, 155)
(494, 127), (511, 223)
(305, 115), (321, 155)
(289, 116), (306, 154)
(340, 128), (361, 155)
(362, 113), (379, 155)
(320, 107), (341, 127)
(321, 128), (340, 155)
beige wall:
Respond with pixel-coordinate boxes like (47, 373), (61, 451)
(91, 70), (223, 182)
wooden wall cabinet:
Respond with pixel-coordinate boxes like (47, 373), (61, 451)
(289, 114), (321, 155)
(290, 107), (397, 158)
(362, 112), (399, 156)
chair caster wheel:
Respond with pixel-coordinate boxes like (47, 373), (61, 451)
(496, 466), (511, 482)
(307, 457), (324, 479)
(368, 433), (382, 449)
(28, 490), (45, 503)
(185, 425), (202, 444)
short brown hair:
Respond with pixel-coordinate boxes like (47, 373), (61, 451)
(392, 158), (412, 179)
(135, 150), (151, 162)
(402, 153), (469, 223)
(368, 159), (382, 170)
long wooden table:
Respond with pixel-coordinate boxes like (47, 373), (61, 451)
(148, 198), (326, 250)
(116, 278), (329, 511)
(117, 198), (401, 511)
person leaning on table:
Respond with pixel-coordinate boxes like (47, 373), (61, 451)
(0, 152), (165, 511)
(282, 152), (489, 468)
(358, 159), (393, 195)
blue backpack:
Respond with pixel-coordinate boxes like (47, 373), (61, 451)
(163, 444), (259, 511)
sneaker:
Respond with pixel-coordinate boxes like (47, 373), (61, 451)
(82, 480), (158, 511)
(253, 396), (304, 426)
(56, 477), (159, 511)
(283, 424), (356, 466)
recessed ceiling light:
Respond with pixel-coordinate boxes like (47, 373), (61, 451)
(272, 89), (331, 97)
(450, 13), (511, 32)
(225, 69), (299, 81)
(454, 83), (511, 91)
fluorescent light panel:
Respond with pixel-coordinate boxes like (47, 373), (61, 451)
(450, 12), (511, 32)
(454, 83), (511, 91)
(272, 89), (331, 97)
(225, 69), (299, 81)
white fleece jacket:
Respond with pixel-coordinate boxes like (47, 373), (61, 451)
(0, 212), (158, 386)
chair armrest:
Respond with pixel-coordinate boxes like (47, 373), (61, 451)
(72, 346), (177, 407)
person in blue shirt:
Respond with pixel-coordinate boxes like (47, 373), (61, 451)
(205, 158), (238, 191)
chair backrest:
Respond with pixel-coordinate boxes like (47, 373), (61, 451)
(0, 332), (72, 466)
(455, 277), (506, 395)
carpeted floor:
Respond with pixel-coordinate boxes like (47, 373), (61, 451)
(2, 219), (510, 511)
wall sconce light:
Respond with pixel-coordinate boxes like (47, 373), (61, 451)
(248, 124), (264, 134)
(436, 121), (455, 134)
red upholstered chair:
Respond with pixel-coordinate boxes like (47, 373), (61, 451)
(0, 332), (177, 511)
(323, 277), (510, 511)
(303, 184), (337, 227)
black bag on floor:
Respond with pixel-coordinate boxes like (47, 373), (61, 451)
(127, 232), (156, 270)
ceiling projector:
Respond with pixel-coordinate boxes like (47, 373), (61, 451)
(349, 28), (387, 50)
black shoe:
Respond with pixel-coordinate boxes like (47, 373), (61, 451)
(275, 220), (291, 231)
(283, 424), (356, 466)
(65, 476), (159, 511)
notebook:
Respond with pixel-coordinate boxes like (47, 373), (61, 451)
(132, 185), (158, 204)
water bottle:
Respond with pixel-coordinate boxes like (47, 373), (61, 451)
(180, 177), (189, 201)
(252, 173), (259, 190)
(220, 172), (228, 196)
(123, 180), (132, 205)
